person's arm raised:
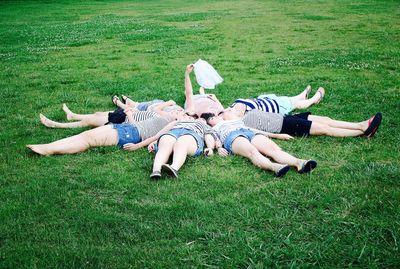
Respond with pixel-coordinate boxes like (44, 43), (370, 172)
(184, 64), (195, 113)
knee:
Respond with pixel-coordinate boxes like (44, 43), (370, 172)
(248, 148), (260, 159)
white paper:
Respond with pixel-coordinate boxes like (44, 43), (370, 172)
(193, 59), (223, 89)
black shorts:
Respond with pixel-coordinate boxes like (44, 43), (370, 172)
(280, 112), (312, 137)
(107, 108), (127, 124)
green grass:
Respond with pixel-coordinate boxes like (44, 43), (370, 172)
(1, 0), (399, 268)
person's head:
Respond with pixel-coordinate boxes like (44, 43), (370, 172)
(204, 112), (224, 127)
(220, 107), (241, 120)
(230, 103), (246, 116)
(200, 113), (215, 122)
(168, 109), (185, 120)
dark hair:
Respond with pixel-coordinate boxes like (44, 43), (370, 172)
(200, 113), (215, 122)
(185, 112), (199, 119)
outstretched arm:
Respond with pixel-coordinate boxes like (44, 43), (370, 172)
(265, 132), (293, 140)
(247, 127), (293, 140)
(123, 121), (177, 151)
(184, 64), (195, 113)
(153, 100), (177, 117)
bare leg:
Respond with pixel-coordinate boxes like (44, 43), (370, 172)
(122, 95), (138, 108)
(40, 113), (108, 128)
(199, 87), (205, 95)
(170, 135), (197, 171)
(27, 125), (118, 155)
(291, 85), (311, 101)
(62, 104), (109, 122)
(251, 135), (306, 171)
(290, 87), (325, 109)
(114, 98), (128, 109)
(308, 115), (368, 131)
(152, 135), (176, 172)
(310, 122), (363, 137)
(231, 136), (285, 173)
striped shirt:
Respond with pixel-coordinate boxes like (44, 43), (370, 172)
(135, 116), (171, 140)
(213, 119), (249, 143)
(243, 110), (284, 133)
(231, 96), (280, 114)
(172, 120), (218, 140)
(126, 111), (159, 123)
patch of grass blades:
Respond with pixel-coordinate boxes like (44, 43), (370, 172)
(0, 0), (399, 268)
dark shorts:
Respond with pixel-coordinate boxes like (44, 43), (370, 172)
(281, 112), (312, 137)
(108, 108), (126, 124)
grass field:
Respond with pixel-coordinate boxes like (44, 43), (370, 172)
(1, 0), (399, 268)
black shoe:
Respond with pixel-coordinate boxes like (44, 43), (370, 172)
(150, 171), (161, 180)
(275, 165), (291, 177)
(161, 164), (178, 178)
(364, 112), (382, 138)
(299, 160), (317, 174)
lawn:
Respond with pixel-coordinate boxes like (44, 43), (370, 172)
(0, 0), (399, 268)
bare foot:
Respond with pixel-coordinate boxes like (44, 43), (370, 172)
(40, 114), (57, 128)
(62, 104), (74, 121)
(26, 144), (48, 156)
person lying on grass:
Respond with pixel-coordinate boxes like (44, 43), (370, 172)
(39, 99), (184, 129)
(229, 85), (325, 116)
(205, 115), (317, 177)
(184, 64), (225, 118)
(111, 94), (183, 114)
(27, 113), (182, 156)
(148, 116), (225, 179)
(202, 108), (382, 138)
(185, 62), (325, 117)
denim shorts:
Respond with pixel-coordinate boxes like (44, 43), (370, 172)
(113, 123), (141, 147)
(157, 128), (204, 157)
(137, 99), (164, 111)
(223, 128), (256, 154)
(258, 94), (293, 115)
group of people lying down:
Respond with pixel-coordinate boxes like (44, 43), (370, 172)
(28, 64), (383, 178)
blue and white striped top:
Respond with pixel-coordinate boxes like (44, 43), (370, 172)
(231, 97), (280, 114)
